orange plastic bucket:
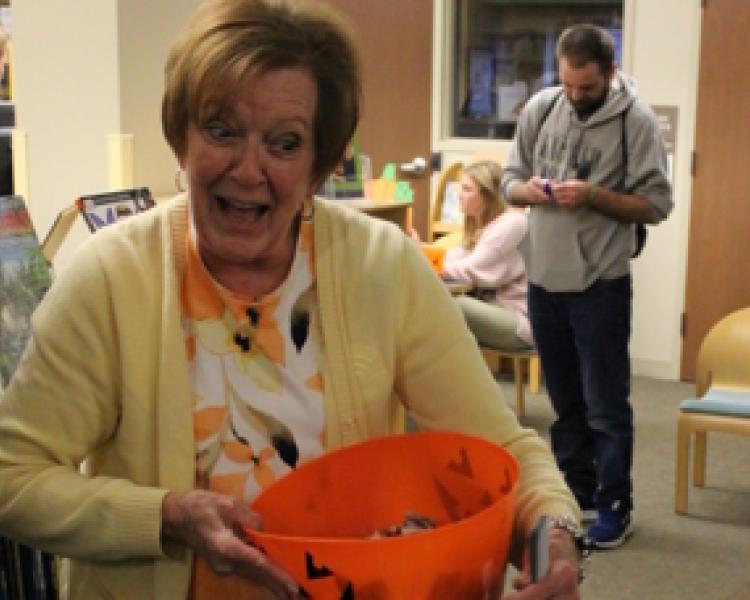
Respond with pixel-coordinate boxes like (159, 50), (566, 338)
(420, 244), (447, 274)
(246, 431), (519, 599)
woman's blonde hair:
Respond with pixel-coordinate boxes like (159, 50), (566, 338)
(460, 160), (506, 250)
(162, 0), (361, 185)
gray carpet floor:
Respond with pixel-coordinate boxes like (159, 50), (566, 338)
(497, 375), (750, 599)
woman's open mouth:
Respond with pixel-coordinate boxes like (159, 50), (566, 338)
(215, 195), (270, 224)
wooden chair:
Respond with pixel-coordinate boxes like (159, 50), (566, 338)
(481, 346), (541, 418)
(429, 162), (463, 241)
(675, 306), (750, 514)
(428, 169), (540, 417)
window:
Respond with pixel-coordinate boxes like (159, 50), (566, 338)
(452, 0), (623, 140)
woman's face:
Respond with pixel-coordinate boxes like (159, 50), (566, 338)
(459, 174), (483, 218)
(179, 67), (318, 276)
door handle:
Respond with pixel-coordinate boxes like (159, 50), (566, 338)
(399, 156), (427, 177)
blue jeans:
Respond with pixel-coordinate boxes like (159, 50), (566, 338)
(528, 276), (633, 512)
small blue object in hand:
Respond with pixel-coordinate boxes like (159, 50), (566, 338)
(543, 179), (553, 197)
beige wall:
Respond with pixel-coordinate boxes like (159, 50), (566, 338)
(627, 0), (701, 379)
(432, 0), (701, 380)
(117, 0), (201, 198)
(12, 0), (199, 274)
(13, 1), (120, 273)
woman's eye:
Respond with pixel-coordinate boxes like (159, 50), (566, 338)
(270, 133), (302, 155)
(204, 121), (236, 142)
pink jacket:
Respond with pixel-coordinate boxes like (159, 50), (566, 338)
(443, 209), (532, 345)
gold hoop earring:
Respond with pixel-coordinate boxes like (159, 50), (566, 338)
(301, 196), (314, 221)
(175, 168), (187, 193)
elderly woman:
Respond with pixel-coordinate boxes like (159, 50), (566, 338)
(0, 1), (583, 599)
(442, 160), (534, 352)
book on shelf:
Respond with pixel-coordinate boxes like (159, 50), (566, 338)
(0, 542), (58, 600)
(466, 48), (494, 119)
(0, 537), (21, 600)
(76, 186), (155, 232)
(17, 545), (57, 600)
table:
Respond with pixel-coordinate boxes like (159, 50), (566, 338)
(443, 277), (473, 296)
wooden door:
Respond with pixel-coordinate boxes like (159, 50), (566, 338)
(681, 0), (750, 379)
(320, 0), (433, 238)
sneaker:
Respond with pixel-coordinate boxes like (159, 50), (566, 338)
(575, 496), (597, 524)
(586, 504), (633, 549)
(580, 507), (598, 524)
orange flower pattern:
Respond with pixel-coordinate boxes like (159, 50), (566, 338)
(184, 218), (325, 598)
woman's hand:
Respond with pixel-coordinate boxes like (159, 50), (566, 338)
(504, 525), (582, 599)
(161, 490), (299, 599)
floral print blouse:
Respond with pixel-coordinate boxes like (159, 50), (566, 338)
(182, 217), (325, 598)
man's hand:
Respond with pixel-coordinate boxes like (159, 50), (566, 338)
(510, 177), (556, 206)
(161, 490), (299, 599)
(549, 180), (590, 209)
(551, 179), (656, 223)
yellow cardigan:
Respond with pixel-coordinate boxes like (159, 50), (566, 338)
(0, 196), (576, 599)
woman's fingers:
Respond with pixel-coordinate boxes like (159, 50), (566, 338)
(162, 490), (299, 596)
(512, 570), (531, 590)
(505, 559), (580, 599)
(221, 532), (298, 593)
(236, 546), (300, 598)
(547, 527), (581, 570)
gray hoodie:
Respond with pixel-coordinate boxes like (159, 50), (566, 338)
(501, 72), (672, 292)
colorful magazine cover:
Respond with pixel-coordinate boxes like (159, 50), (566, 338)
(76, 186), (155, 232)
(0, 195), (51, 388)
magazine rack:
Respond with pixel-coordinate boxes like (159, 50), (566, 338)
(40, 203), (78, 262)
(0, 194), (59, 598)
(41, 187), (155, 262)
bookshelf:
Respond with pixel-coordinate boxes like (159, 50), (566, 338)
(451, 0), (623, 140)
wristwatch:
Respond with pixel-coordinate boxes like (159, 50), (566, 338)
(548, 515), (592, 583)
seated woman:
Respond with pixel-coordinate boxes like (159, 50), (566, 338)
(442, 160), (533, 351)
